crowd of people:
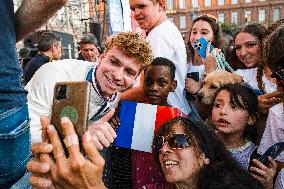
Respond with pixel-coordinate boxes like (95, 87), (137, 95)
(1, 0), (284, 188)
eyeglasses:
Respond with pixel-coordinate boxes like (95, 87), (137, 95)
(271, 69), (284, 81)
(154, 133), (191, 152)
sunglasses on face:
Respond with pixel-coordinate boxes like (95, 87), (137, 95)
(154, 133), (191, 152)
(271, 69), (284, 81)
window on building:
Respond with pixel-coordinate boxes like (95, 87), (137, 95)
(167, 0), (173, 9)
(273, 8), (280, 22)
(231, 0), (238, 4)
(218, 12), (225, 23)
(244, 10), (252, 22)
(259, 9), (265, 23)
(191, 12), (198, 20)
(244, 0), (251, 3)
(218, 0), (224, 5)
(191, 0), (199, 8)
(179, 0), (186, 9)
(180, 15), (186, 29)
(231, 11), (238, 24)
(205, 0), (211, 7)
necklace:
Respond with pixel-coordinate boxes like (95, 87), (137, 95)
(228, 140), (252, 154)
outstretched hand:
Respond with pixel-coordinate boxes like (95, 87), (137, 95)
(88, 109), (117, 150)
(28, 115), (108, 189)
(258, 91), (284, 114)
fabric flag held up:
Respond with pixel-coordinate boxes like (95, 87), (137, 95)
(114, 100), (184, 152)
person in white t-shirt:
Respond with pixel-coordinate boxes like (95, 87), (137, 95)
(258, 22), (284, 173)
(26, 32), (153, 144)
(25, 32), (154, 189)
(121, 0), (191, 116)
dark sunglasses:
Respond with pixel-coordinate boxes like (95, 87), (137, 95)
(154, 133), (191, 152)
(271, 69), (284, 81)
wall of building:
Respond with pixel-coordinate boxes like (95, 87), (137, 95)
(166, 0), (284, 36)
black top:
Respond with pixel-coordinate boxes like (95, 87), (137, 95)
(23, 53), (50, 83)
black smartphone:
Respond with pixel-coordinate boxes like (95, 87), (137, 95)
(51, 81), (90, 153)
(187, 72), (200, 82)
(258, 142), (284, 166)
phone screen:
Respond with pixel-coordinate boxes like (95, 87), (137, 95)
(187, 72), (199, 82)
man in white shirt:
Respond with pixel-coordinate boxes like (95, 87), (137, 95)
(27, 32), (153, 144)
(121, 0), (191, 115)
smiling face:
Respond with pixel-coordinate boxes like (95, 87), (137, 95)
(129, 0), (164, 32)
(189, 20), (214, 48)
(211, 90), (251, 137)
(158, 122), (205, 184)
(96, 46), (141, 98)
(235, 32), (261, 68)
(144, 65), (176, 106)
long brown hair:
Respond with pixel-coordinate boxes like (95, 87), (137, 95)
(229, 23), (267, 91)
(187, 15), (225, 63)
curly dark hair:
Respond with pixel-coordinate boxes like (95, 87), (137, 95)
(187, 15), (226, 63)
(145, 57), (176, 80)
(153, 117), (264, 189)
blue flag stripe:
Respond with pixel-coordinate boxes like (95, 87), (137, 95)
(114, 101), (137, 148)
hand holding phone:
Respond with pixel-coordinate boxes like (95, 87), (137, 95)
(193, 37), (214, 59)
(258, 142), (284, 166)
(51, 81), (90, 153)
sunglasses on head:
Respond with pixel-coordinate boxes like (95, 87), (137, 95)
(271, 69), (284, 81)
(154, 133), (191, 152)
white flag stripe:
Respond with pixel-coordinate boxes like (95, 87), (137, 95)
(131, 103), (157, 152)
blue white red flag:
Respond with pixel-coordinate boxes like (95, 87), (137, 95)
(114, 101), (184, 152)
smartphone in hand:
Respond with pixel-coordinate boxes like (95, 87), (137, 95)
(258, 142), (284, 166)
(51, 81), (90, 153)
(193, 37), (214, 59)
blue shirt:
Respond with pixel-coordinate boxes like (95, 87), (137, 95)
(0, 0), (27, 110)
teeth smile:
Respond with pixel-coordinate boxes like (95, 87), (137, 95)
(164, 160), (178, 169)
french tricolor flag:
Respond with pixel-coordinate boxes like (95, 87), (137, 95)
(114, 101), (185, 152)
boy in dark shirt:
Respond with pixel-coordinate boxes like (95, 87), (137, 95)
(111, 57), (177, 188)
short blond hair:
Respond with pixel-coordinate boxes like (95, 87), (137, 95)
(105, 32), (153, 70)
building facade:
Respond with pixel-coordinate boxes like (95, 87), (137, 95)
(166, 0), (284, 36)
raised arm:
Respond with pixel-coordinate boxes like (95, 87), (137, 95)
(15, 0), (67, 41)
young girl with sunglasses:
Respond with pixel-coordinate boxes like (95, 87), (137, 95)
(149, 117), (264, 189)
(210, 83), (277, 189)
